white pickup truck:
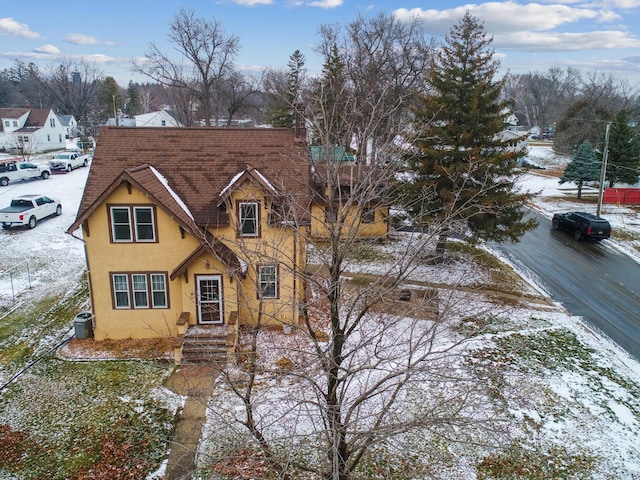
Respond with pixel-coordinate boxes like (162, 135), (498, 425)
(0, 194), (62, 229)
(0, 161), (51, 187)
(49, 151), (91, 173)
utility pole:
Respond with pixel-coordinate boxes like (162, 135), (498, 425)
(596, 122), (611, 217)
(113, 95), (119, 127)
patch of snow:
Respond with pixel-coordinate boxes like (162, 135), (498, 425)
(149, 165), (194, 220)
(218, 170), (245, 198)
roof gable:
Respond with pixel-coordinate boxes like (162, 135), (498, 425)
(24, 109), (53, 127)
(72, 127), (312, 229)
(217, 165), (281, 207)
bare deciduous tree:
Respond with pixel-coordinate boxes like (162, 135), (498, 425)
(25, 59), (102, 123)
(187, 14), (512, 480)
(134, 8), (240, 126)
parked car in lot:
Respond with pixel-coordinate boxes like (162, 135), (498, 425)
(0, 161), (51, 186)
(49, 151), (91, 173)
(0, 194), (62, 229)
(552, 211), (611, 241)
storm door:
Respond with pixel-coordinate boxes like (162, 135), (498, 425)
(196, 275), (223, 324)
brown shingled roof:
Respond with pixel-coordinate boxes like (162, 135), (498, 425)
(23, 108), (51, 127)
(0, 108), (30, 117)
(0, 108), (30, 133)
(71, 127), (312, 230)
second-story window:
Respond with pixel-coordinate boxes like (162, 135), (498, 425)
(110, 205), (157, 243)
(50, 118), (55, 127)
(238, 201), (259, 237)
(258, 264), (278, 299)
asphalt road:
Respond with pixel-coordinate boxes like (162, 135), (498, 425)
(493, 210), (640, 360)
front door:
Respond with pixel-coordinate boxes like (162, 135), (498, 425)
(196, 275), (223, 324)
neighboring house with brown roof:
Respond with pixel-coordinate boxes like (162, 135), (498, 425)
(0, 108), (69, 153)
(68, 126), (311, 363)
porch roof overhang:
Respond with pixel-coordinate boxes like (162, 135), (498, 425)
(170, 234), (247, 281)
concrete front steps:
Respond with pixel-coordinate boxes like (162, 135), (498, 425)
(181, 325), (229, 365)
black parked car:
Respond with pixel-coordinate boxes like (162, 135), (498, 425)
(552, 211), (611, 241)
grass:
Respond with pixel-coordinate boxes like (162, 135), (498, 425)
(0, 274), (180, 480)
(0, 359), (176, 480)
(477, 442), (596, 479)
(467, 325), (640, 478)
(446, 241), (528, 294)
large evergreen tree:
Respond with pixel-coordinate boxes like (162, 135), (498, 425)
(604, 109), (640, 186)
(125, 81), (142, 116)
(97, 76), (122, 121)
(560, 140), (601, 199)
(404, 12), (535, 254)
(267, 50), (306, 128)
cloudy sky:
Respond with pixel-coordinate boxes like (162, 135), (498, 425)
(1, 0), (639, 86)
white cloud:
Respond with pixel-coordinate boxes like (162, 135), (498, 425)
(233, 0), (273, 4)
(33, 44), (60, 55)
(65, 33), (102, 45)
(0, 17), (41, 39)
(394, 2), (605, 35)
(496, 30), (640, 51)
(307, 0), (343, 8)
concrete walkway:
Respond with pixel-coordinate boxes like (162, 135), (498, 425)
(164, 365), (219, 480)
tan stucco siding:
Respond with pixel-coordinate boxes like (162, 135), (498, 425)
(84, 184), (201, 340)
(84, 179), (308, 339)
(214, 181), (303, 327)
(310, 203), (389, 238)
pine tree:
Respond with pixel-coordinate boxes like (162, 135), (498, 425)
(404, 12), (535, 254)
(314, 43), (350, 150)
(560, 140), (601, 199)
(267, 50), (305, 128)
(604, 110), (640, 186)
(97, 76), (122, 121)
(125, 81), (142, 116)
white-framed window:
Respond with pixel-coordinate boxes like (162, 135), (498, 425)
(134, 206), (156, 241)
(258, 264), (278, 299)
(111, 273), (168, 310)
(12, 120), (17, 127)
(132, 274), (149, 308)
(238, 201), (259, 237)
(3, 121), (8, 127)
(151, 274), (168, 308)
(111, 207), (132, 241)
(109, 205), (156, 243)
(112, 274), (130, 309)
(50, 118), (55, 127)
(47, 135), (51, 142)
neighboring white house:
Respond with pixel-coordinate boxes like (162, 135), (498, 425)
(106, 110), (181, 128)
(135, 110), (181, 127)
(0, 108), (70, 154)
(59, 114), (78, 138)
(0, 108), (30, 152)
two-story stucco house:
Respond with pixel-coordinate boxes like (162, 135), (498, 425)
(68, 127), (311, 363)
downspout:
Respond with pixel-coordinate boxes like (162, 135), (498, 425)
(68, 229), (95, 329)
(293, 228), (297, 325)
